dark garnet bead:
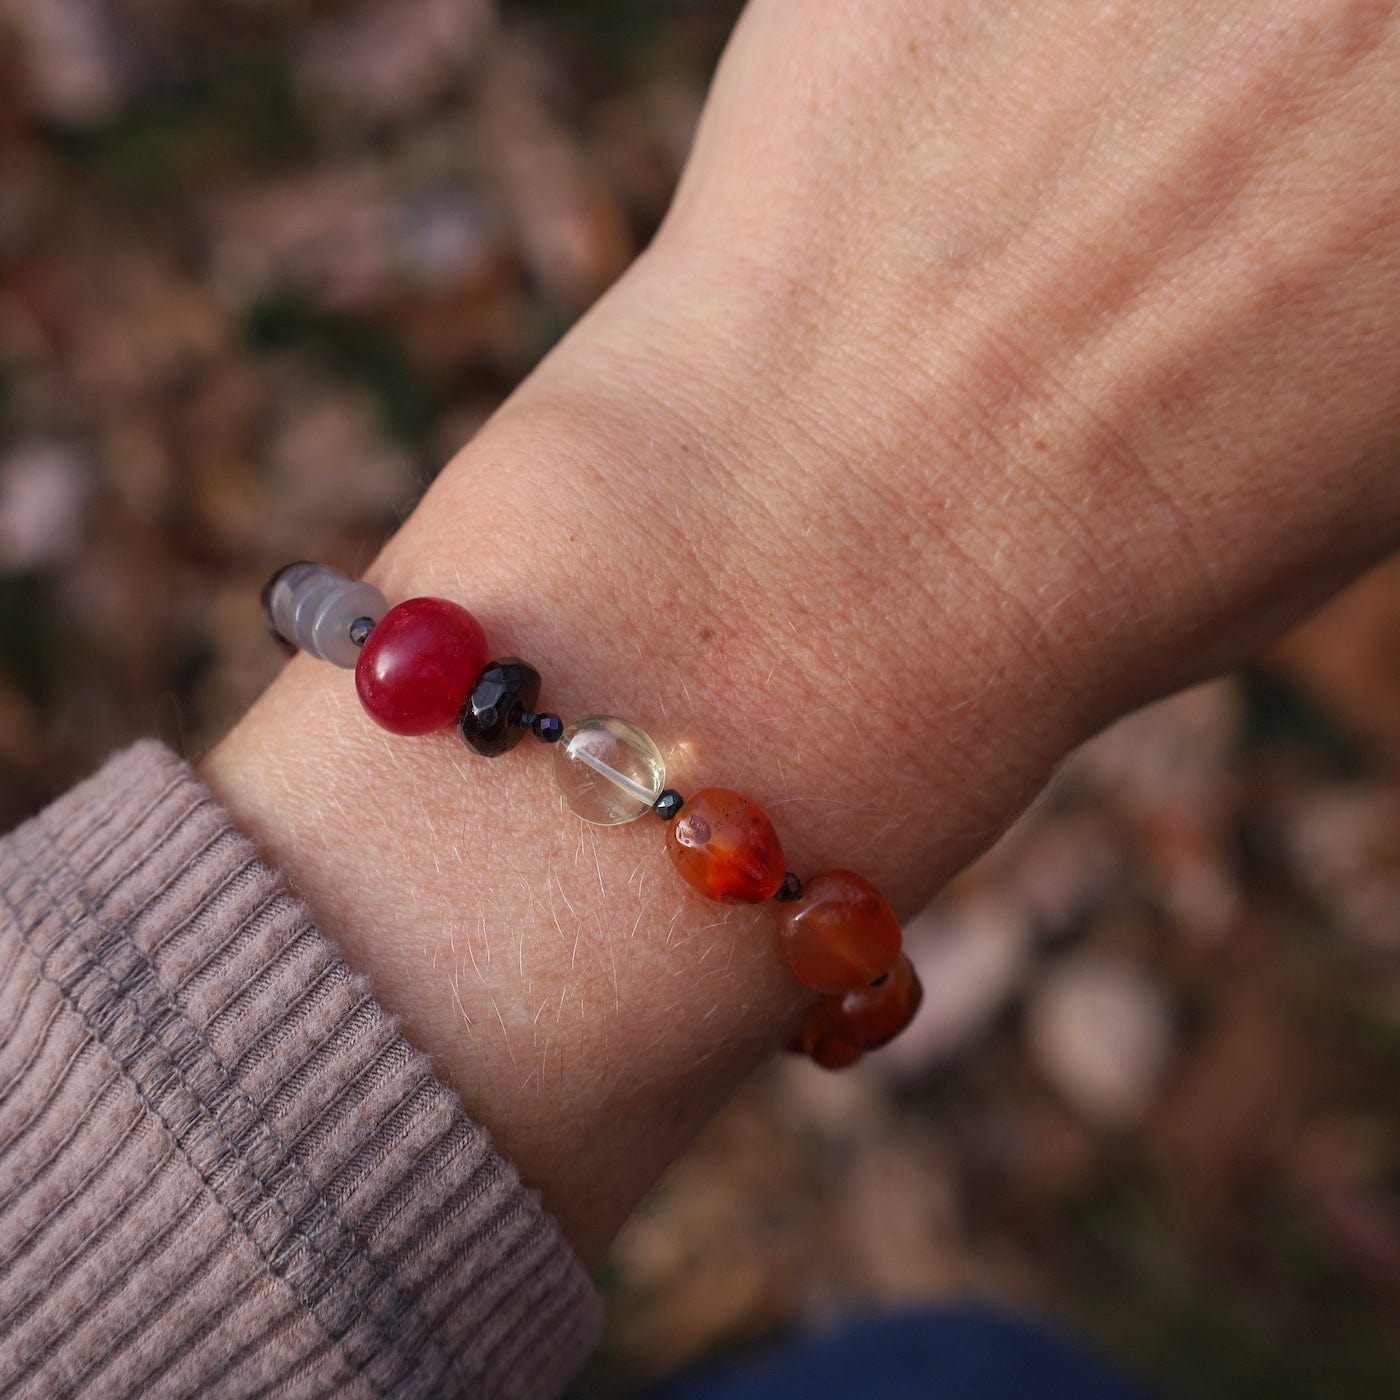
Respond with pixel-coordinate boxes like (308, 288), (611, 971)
(458, 658), (542, 757)
(775, 873), (804, 903)
(532, 713), (564, 743)
(653, 790), (684, 821)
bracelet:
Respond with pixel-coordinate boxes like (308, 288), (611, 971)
(262, 561), (923, 1069)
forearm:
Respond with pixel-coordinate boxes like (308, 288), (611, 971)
(203, 0), (1400, 1265)
(201, 282), (1394, 1270)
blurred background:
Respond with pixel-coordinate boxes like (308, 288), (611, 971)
(0, 3), (1397, 1397)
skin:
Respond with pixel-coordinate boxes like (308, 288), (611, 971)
(203, 0), (1400, 1264)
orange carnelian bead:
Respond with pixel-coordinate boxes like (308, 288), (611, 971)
(788, 1011), (863, 1070)
(809, 1034), (864, 1070)
(775, 869), (902, 993)
(822, 954), (923, 1050)
(667, 788), (786, 903)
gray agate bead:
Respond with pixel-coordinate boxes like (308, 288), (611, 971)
(264, 563), (387, 668)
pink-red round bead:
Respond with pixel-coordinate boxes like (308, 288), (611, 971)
(355, 596), (489, 735)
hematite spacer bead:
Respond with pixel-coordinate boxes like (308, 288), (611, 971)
(348, 616), (375, 647)
(653, 790), (684, 822)
(775, 873), (804, 903)
(458, 658), (542, 757)
(532, 713), (564, 743)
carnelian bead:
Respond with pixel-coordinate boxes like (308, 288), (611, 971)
(809, 1034), (864, 1070)
(666, 788), (785, 903)
(354, 596), (489, 735)
(822, 954), (924, 1050)
(775, 869), (902, 993)
(788, 1011), (863, 1070)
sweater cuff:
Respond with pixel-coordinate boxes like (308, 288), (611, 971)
(0, 740), (601, 1399)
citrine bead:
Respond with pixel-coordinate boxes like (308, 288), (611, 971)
(821, 954), (923, 1050)
(552, 715), (666, 824)
(666, 788), (786, 903)
(354, 596), (490, 735)
(775, 869), (902, 994)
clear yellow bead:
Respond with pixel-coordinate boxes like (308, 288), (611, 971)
(552, 715), (666, 825)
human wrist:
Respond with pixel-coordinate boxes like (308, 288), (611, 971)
(201, 266), (1097, 1263)
(198, 342), (842, 1263)
(200, 189), (1388, 1263)
(204, 0), (1400, 1279)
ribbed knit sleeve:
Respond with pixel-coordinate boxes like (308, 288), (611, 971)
(0, 741), (602, 1399)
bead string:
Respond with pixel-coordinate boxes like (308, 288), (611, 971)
(263, 561), (923, 1069)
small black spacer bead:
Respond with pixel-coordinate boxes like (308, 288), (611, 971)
(348, 616), (375, 647)
(516, 709), (539, 730)
(775, 872), (804, 903)
(653, 790), (684, 821)
(532, 712), (564, 743)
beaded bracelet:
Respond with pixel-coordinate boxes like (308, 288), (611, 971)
(263, 561), (923, 1069)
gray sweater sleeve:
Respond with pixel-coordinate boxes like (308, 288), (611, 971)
(0, 741), (601, 1399)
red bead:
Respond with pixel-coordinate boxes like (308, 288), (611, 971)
(354, 597), (490, 735)
(666, 788), (786, 903)
(809, 1034), (864, 1070)
(775, 869), (902, 993)
(821, 954), (923, 1050)
(788, 1012), (863, 1070)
